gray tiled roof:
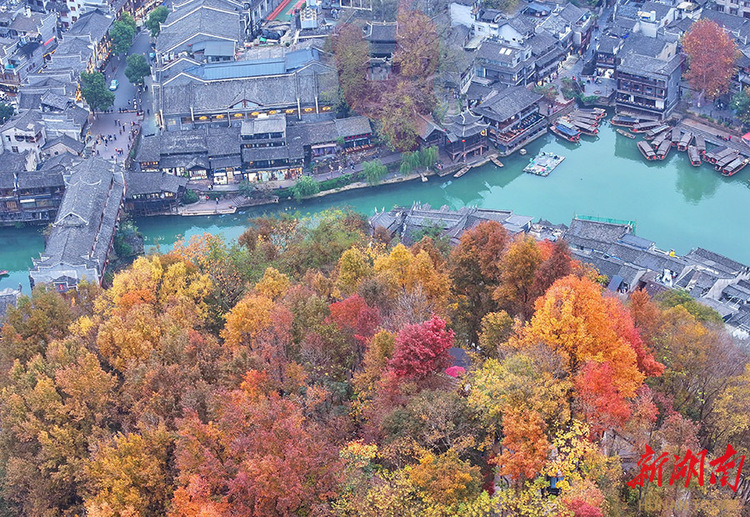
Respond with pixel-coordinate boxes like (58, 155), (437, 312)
(43, 135), (86, 154)
(365, 21), (397, 42)
(157, 5), (240, 54)
(563, 218), (630, 249)
(125, 172), (188, 196)
(618, 53), (681, 79)
(334, 116), (371, 137)
(159, 65), (336, 116)
(474, 85), (542, 123)
(639, 1), (672, 21)
(30, 157), (125, 287)
(66, 9), (113, 43)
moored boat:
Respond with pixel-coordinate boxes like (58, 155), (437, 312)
(582, 107), (606, 119)
(695, 134), (706, 155)
(633, 120), (660, 133)
(611, 115), (639, 127)
(678, 131), (693, 151)
(638, 140), (657, 160)
(721, 157), (748, 176)
(652, 129), (671, 148)
(704, 145), (728, 163)
(671, 130), (681, 147)
(656, 138), (671, 160)
(645, 124), (670, 139)
(0, 270), (8, 276)
(551, 121), (581, 142)
(616, 128), (636, 139)
(454, 166), (471, 178)
(715, 151), (740, 170)
(571, 119), (599, 135)
(709, 148), (736, 165)
(687, 145), (702, 166)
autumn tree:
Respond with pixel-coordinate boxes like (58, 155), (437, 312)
(449, 221), (510, 343)
(85, 426), (173, 516)
(393, 10), (439, 113)
(388, 316), (454, 380)
(172, 372), (342, 516)
(683, 20), (739, 104)
(333, 23), (371, 112)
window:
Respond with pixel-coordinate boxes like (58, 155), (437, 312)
(11, 146), (18, 153)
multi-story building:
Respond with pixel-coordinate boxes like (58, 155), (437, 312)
(155, 0), (244, 68)
(124, 172), (188, 216)
(0, 8), (57, 94)
(57, 9), (113, 68)
(0, 163), (66, 225)
(154, 45), (337, 130)
(615, 34), (682, 119)
(475, 39), (534, 88)
(473, 85), (547, 156)
(0, 110), (47, 166)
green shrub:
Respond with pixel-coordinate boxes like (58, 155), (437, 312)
(291, 175), (320, 201)
(183, 189), (199, 204)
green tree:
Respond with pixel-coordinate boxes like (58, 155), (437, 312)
(731, 87), (750, 126)
(291, 175), (320, 201)
(80, 72), (115, 113)
(146, 6), (169, 37)
(110, 16), (136, 55)
(0, 102), (13, 124)
(125, 54), (151, 85)
(362, 160), (388, 185)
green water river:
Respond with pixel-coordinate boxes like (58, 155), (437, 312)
(2, 121), (749, 292)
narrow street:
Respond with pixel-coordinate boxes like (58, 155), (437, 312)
(88, 30), (152, 163)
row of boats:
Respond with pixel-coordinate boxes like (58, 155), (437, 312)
(632, 124), (748, 176)
(549, 108), (606, 142)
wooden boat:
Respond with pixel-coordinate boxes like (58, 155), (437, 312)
(611, 115), (639, 127)
(571, 112), (600, 124)
(571, 119), (598, 135)
(656, 138), (671, 160)
(695, 134), (706, 155)
(687, 146), (702, 166)
(671, 130), (681, 147)
(454, 166), (471, 178)
(678, 131), (693, 151)
(577, 107), (606, 120)
(550, 122), (581, 142)
(645, 124), (670, 139)
(721, 157), (749, 176)
(715, 152), (740, 169)
(490, 156), (504, 167)
(616, 128), (636, 139)
(708, 148), (736, 165)
(652, 129), (671, 148)
(704, 145), (728, 163)
(637, 140), (657, 160)
(632, 120), (660, 133)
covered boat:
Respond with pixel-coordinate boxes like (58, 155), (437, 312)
(695, 134), (706, 155)
(638, 140), (657, 160)
(678, 131), (693, 151)
(633, 120), (660, 132)
(645, 124), (670, 139)
(551, 121), (581, 142)
(656, 138), (671, 160)
(687, 145), (702, 166)
(721, 157), (749, 176)
(611, 115), (639, 127)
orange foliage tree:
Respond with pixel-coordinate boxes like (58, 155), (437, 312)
(683, 20), (738, 104)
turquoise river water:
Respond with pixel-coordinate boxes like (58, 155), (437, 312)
(2, 120), (749, 292)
